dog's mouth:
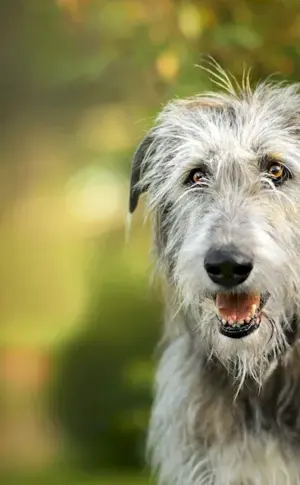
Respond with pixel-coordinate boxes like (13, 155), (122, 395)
(215, 292), (270, 339)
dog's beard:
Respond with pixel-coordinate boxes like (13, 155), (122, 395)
(186, 297), (291, 395)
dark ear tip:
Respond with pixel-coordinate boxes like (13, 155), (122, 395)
(129, 131), (153, 214)
(129, 192), (139, 214)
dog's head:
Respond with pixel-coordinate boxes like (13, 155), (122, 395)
(129, 77), (300, 385)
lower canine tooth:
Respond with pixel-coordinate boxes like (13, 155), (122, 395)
(222, 319), (227, 324)
(250, 304), (257, 317)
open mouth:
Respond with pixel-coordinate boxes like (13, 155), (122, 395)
(215, 292), (270, 339)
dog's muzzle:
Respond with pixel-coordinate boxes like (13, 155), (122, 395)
(204, 245), (269, 338)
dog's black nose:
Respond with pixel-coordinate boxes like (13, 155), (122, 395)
(204, 246), (253, 288)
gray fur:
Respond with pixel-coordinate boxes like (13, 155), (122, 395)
(129, 66), (300, 484)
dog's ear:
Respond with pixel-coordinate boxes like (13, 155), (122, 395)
(129, 132), (155, 214)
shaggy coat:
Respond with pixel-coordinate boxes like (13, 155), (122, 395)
(129, 66), (300, 485)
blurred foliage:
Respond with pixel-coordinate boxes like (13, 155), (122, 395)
(50, 233), (162, 471)
(2, 0), (300, 479)
(5, 0), (300, 125)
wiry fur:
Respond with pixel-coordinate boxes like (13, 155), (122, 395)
(129, 64), (300, 484)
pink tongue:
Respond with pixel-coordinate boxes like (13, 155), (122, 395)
(216, 293), (260, 321)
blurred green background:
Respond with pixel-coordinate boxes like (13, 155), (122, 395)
(2, 0), (300, 483)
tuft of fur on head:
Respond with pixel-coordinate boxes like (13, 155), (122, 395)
(129, 63), (300, 391)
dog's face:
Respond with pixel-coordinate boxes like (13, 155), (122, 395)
(130, 82), (300, 383)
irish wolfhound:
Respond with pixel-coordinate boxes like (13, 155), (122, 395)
(129, 65), (300, 485)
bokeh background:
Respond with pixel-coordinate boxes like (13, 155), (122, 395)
(2, 0), (300, 483)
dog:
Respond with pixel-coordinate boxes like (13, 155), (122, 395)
(129, 65), (300, 485)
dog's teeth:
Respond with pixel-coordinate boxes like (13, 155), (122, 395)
(250, 304), (257, 317)
(245, 317), (251, 323)
(222, 319), (227, 324)
(237, 319), (244, 325)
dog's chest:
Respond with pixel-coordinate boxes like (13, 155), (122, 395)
(199, 364), (300, 439)
(199, 394), (300, 485)
(197, 364), (300, 484)
(242, 365), (300, 442)
(208, 434), (300, 485)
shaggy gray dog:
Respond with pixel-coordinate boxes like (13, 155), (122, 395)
(129, 66), (300, 485)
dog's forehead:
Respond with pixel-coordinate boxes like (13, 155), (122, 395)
(158, 86), (300, 166)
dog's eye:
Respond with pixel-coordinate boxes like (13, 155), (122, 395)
(187, 169), (206, 186)
(266, 161), (289, 184)
(268, 163), (283, 179)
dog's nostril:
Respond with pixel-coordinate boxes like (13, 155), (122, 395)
(205, 264), (222, 276)
(233, 263), (253, 277)
(204, 247), (253, 288)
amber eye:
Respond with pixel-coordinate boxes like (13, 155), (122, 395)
(187, 169), (206, 185)
(268, 162), (284, 180)
(265, 160), (291, 185)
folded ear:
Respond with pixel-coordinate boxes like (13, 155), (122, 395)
(129, 132), (155, 214)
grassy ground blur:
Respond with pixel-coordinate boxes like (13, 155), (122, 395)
(2, 471), (150, 485)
